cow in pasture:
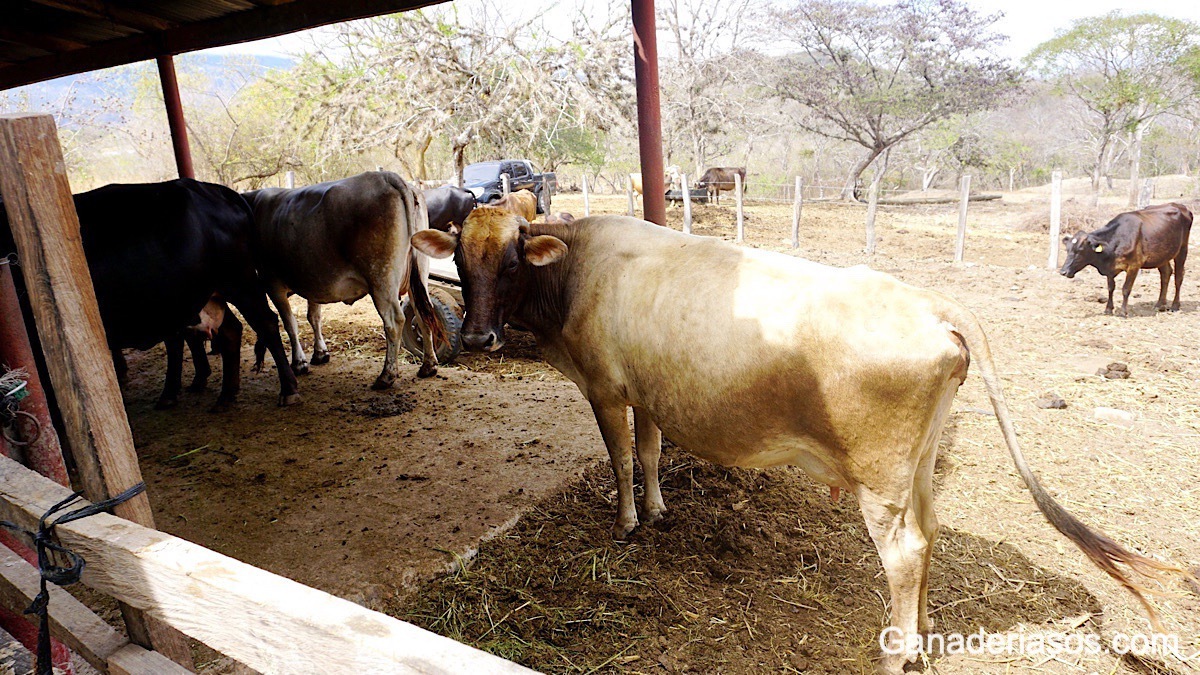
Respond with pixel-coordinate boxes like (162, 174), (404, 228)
(411, 209), (1190, 674)
(490, 189), (538, 223)
(1, 179), (299, 411)
(424, 185), (476, 232)
(1060, 203), (1191, 317)
(697, 167), (746, 205)
(242, 171), (444, 389)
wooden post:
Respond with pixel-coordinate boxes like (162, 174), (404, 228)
(681, 172), (692, 234)
(582, 174), (590, 217)
(734, 172), (744, 242)
(954, 174), (971, 262)
(627, 175), (635, 216)
(1138, 178), (1153, 209)
(865, 174), (881, 255)
(285, 170), (295, 189)
(501, 173), (510, 197)
(0, 114), (194, 669)
(1048, 170), (1063, 269)
(791, 176), (802, 249)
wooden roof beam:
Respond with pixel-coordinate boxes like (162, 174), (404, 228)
(24, 0), (176, 32)
(0, 26), (88, 54)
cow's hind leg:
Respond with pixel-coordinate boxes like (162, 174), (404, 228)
(369, 289), (405, 390)
(267, 282), (309, 374)
(1120, 268), (1139, 318)
(593, 402), (638, 539)
(1172, 251), (1186, 311)
(859, 484), (931, 675)
(185, 332), (211, 392)
(1156, 264), (1172, 311)
(156, 335), (185, 410)
(307, 301), (330, 365)
(633, 407), (666, 523)
(229, 289), (300, 406)
(210, 312), (244, 413)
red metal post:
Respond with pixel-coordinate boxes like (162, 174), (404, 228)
(156, 55), (195, 179)
(632, 0), (666, 226)
(0, 264), (70, 486)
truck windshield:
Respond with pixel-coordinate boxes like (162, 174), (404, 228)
(463, 162), (500, 185)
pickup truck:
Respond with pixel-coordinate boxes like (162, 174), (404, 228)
(462, 159), (556, 213)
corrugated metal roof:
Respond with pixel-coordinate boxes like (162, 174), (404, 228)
(0, 0), (441, 90)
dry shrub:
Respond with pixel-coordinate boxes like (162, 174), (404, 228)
(1017, 197), (1106, 234)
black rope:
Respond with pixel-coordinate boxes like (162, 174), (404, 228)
(1, 482), (146, 675)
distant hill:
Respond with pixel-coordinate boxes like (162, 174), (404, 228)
(2, 53), (295, 122)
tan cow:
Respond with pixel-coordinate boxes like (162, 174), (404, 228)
(629, 173), (643, 196)
(491, 189), (538, 222)
(412, 210), (1189, 673)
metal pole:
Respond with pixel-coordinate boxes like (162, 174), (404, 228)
(156, 55), (194, 180)
(681, 172), (692, 234)
(0, 264), (69, 486)
(632, 0), (666, 226)
(792, 176), (802, 249)
(582, 174), (590, 217)
(1048, 170), (1062, 269)
(954, 174), (971, 262)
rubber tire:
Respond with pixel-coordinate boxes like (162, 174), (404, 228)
(536, 187), (550, 215)
(401, 287), (463, 364)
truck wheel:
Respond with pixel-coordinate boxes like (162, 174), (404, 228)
(537, 188), (551, 215)
(402, 287), (463, 364)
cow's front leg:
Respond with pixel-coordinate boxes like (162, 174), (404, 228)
(156, 335), (184, 409)
(592, 402), (638, 539)
(267, 283), (309, 374)
(370, 291), (404, 389)
(1120, 268), (1139, 318)
(1104, 274), (1116, 315)
(307, 301), (330, 365)
(1155, 264), (1172, 311)
(633, 407), (666, 523)
(185, 332), (211, 392)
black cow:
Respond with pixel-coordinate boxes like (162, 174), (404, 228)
(424, 185), (476, 232)
(1, 179), (299, 410)
(1060, 203), (1192, 317)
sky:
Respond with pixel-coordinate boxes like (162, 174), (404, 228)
(204, 0), (1200, 64)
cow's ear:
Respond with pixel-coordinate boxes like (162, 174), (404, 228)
(1094, 244), (1104, 253)
(524, 235), (568, 266)
(411, 229), (458, 259)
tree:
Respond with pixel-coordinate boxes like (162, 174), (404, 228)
(1027, 12), (1200, 205)
(767, 0), (1022, 200)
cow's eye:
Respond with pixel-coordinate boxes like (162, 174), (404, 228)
(505, 259), (519, 273)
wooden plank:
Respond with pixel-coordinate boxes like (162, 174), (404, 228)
(108, 643), (192, 675)
(0, 26), (87, 54)
(0, 546), (128, 670)
(0, 0), (444, 90)
(24, 0), (176, 32)
(0, 454), (537, 675)
(0, 113), (194, 669)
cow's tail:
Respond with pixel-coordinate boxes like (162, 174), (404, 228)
(938, 299), (1194, 630)
(392, 174), (448, 353)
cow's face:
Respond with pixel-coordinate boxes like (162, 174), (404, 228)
(1060, 232), (1110, 278)
(411, 207), (566, 352)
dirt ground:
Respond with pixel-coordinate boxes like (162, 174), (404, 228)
(116, 189), (1200, 673)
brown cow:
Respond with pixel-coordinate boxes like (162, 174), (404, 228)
(412, 209), (1190, 674)
(697, 166), (746, 205)
(491, 189), (538, 222)
(1060, 203), (1192, 317)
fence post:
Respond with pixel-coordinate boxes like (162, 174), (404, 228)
(501, 173), (510, 197)
(792, 176), (802, 249)
(627, 175), (636, 216)
(865, 177), (880, 255)
(582, 174), (590, 217)
(954, 175), (971, 262)
(734, 172), (744, 242)
(376, 165), (384, 172)
(682, 172), (692, 234)
(285, 170), (295, 189)
(1138, 178), (1153, 209)
(1047, 170), (1062, 269)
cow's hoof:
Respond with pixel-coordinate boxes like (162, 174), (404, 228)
(292, 360), (310, 376)
(311, 351), (330, 365)
(1171, 304), (1181, 312)
(417, 363), (438, 379)
(874, 656), (906, 675)
(611, 519), (638, 540)
(279, 392), (301, 406)
(1103, 309), (1114, 316)
(154, 397), (178, 410)
(371, 374), (395, 390)
(186, 379), (208, 393)
(251, 360), (266, 374)
(643, 505), (667, 524)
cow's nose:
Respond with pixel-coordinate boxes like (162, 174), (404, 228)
(1059, 265), (1074, 278)
(462, 330), (499, 352)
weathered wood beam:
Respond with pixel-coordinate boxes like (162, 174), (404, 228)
(0, 113), (194, 670)
(0, 26), (88, 54)
(0, 454), (538, 674)
(24, 0), (176, 32)
(0, 0), (442, 90)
